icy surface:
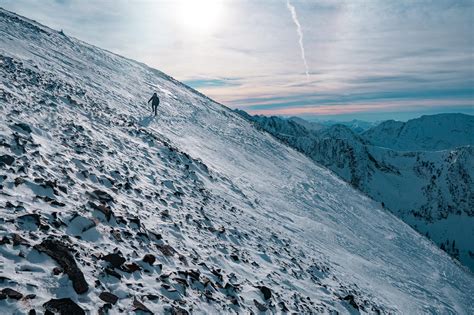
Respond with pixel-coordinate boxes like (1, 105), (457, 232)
(0, 8), (473, 314)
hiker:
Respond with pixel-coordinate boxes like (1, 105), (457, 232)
(148, 92), (160, 116)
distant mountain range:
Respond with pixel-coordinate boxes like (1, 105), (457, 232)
(289, 117), (379, 134)
(237, 111), (474, 271)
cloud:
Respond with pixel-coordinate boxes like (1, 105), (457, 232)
(183, 78), (241, 89)
(286, 0), (309, 78)
(2, 0), (473, 121)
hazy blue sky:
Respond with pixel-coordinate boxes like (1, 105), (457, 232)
(2, 0), (473, 121)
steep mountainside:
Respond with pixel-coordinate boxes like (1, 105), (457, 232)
(362, 113), (474, 151)
(240, 114), (474, 271)
(1, 8), (473, 314)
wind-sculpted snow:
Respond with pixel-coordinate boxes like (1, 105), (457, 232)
(240, 113), (474, 272)
(1, 8), (473, 314)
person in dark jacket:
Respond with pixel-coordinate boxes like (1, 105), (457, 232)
(148, 93), (160, 116)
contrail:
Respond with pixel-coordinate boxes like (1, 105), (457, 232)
(286, 0), (309, 78)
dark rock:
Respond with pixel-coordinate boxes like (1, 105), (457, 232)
(133, 298), (153, 314)
(99, 291), (119, 305)
(13, 123), (32, 133)
(12, 233), (29, 246)
(343, 294), (359, 310)
(171, 306), (189, 315)
(0, 236), (11, 245)
(51, 200), (66, 207)
(0, 154), (15, 166)
(98, 303), (113, 315)
(1, 288), (23, 299)
(157, 244), (177, 257)
(104, 268), (122, 279)
(89, 202), (114, 221)
(124, 262), (141, 273)
(143, 254), (156, 265)
(258, 285), (272, 300)
(34, 239), (89, 294)
(146, 294), (160, 301)
(253, 299), (268, 312)
(43, 298), (85, 315)
(89, 189), (114, 203)
(102, 253), (126, 268)
(278, 301), (289, 312)
(53, 267), (63, 275)
(28, 310), (36, 315)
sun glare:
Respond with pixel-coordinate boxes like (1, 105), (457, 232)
(175, 0), (224, 33)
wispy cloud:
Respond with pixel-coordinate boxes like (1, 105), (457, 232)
(183, 78), (241, 89)
(286, 0), (309, 78)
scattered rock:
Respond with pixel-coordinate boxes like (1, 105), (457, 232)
(53, 267), (63, 275)
(34, 239), (89, 294)
(104, 267), (122, 279)
(89, 189), (114, 203)
(102, 253), (126, 268)
(14, 177), (25, 186)
(0, 154), (15, 166)
(258, 285), (272, 300)
(0, 236), (11, 245)
(343, 294), (359, 310)
(133, 298), (153, 314)
(89, 202), (114, 221)
(12, 122), (32, 133)
(157, 244), (177, 257)
(1, 288), (23, 299)
(124, 262), (141, 273)
(278, 301), (289, 312)
(43, 298), (85, 315)
(253, 299), (268, 312)
(143, 254), (156, 265)
(99, 291), (119, 305)
(171, 306), (189, 315)
(98, 303), (113, 315)
(11, 233), (29, 246)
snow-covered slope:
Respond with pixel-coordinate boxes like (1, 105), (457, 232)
(1, 8), (473, 314)
(240, 114), (474, 272)
(362, 114), (474, 151)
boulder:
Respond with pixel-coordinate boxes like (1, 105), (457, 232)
(34, 239), (89, 294)
(43, 298), (85, 315)
(102, 253), (126, 268)
(99, 291), (118, 305)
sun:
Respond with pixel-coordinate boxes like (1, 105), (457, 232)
(175, 0), (225, 33)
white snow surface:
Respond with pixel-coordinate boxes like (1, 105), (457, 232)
(0, 8), (473, 314)
(242, 114), (474, 272)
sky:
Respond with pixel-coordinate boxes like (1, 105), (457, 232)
(2, 0), (473, 121)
